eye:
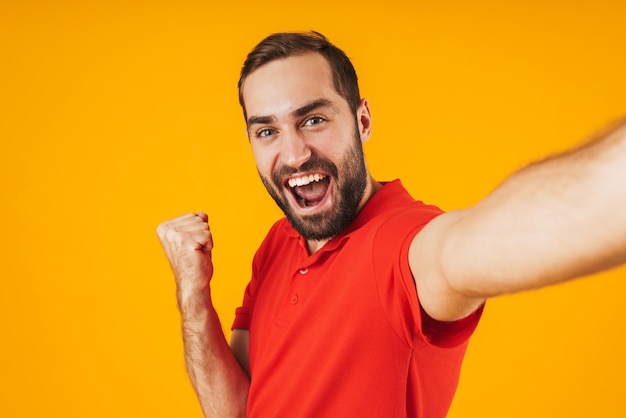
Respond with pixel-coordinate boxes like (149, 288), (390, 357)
(303, 116), (325, 127)
(255, 128), (276, 139)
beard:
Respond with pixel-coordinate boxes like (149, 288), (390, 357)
(260, 131), (367, 241)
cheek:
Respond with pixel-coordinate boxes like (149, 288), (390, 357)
(251, 146), (273, 175)
(306, 131), (342, 156)
(322, 134), (355, 159)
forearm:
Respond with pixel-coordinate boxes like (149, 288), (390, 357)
(444, 117), (626, 297)
(179, 287), (249, 418)
(157, 213), (249, 416)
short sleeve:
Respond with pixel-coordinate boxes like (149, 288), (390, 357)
(232, 289), (253, 330)
(373, 203), (483, 348)
(231, 219), (289, 331)
(231, 249), (262, 331)
(420, 303), (484, 348)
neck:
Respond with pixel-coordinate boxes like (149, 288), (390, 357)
(306, 238), (330, 254)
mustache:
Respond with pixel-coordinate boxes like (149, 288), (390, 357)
(272, 157), (339, 186)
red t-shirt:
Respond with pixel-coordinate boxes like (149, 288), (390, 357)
(233, 180), (483, 417)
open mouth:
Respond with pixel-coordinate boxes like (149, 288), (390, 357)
(286, 173), (331, 208)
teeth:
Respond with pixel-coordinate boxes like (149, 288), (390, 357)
(288, 174), (326, 188)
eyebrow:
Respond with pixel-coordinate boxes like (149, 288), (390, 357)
(294, 98), (334, 117)
(246, 98), (336, 127)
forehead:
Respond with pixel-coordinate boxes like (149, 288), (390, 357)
(242, 52), (341, 120)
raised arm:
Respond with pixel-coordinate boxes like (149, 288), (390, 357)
(157, 212), (249, 417)
(411, 117), (626, 322)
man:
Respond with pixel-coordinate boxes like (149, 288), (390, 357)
(157, 31), (626, 417)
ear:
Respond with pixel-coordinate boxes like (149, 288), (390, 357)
(356, 98), (373, 143)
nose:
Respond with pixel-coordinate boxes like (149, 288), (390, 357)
(281, 129), (311, 168)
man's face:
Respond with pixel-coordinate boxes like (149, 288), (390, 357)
(242, 53), (372, 241)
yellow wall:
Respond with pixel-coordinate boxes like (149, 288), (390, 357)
(2, 1), (625, 416)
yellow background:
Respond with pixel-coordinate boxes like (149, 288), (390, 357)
(2, 0), (625, 416)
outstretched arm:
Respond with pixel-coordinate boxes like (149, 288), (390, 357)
(411, 117), (626, 322)
(157, 213), (249, 417)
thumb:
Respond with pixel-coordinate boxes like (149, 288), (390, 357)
(199, 229), (214, 255)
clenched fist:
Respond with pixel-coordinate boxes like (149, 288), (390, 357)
(157, 212), (214, 302)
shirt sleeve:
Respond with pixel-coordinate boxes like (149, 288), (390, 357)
(373, 203), (484, 348)
(231, 219), (287, 331)
(231, 239), (263, 331)
(231, 249), (262, 331)
(419, 303), (484, 348)
(232, 288), (253, 330)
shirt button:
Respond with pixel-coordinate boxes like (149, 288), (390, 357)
(299, 267), (309, 275)
(290, 295), (299, 304)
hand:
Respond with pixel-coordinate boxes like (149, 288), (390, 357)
(157, 212), (214, 299)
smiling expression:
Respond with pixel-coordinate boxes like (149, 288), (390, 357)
(242, 52), (374, 242)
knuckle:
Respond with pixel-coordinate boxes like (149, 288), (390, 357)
(156, 222), (168, 235)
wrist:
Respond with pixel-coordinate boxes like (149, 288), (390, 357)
(177, 281), (212, 316)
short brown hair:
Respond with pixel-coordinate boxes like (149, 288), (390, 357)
(238, 31), (361, 120)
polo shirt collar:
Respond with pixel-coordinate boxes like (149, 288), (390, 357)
(282, 179), (414, 254)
